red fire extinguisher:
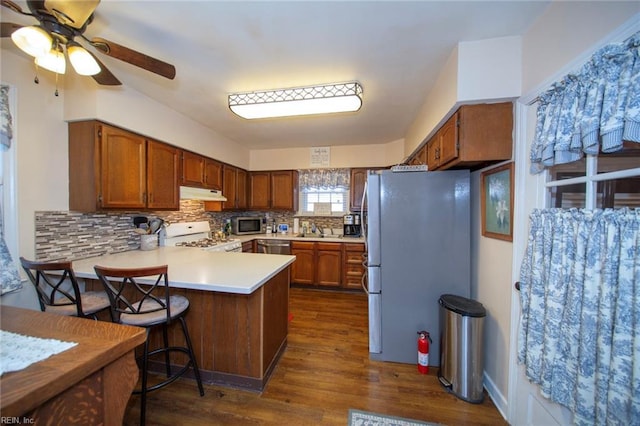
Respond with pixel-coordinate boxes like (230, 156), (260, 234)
(417, 331), (432, 374)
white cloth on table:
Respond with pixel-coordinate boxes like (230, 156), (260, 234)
(0, 330), (77, 375)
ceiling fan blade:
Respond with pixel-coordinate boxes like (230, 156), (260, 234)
(0, 22), (22, 37)
(87, 51), (121, 86)
(90, 37), (176, 80)
(1, 0), (28, 16)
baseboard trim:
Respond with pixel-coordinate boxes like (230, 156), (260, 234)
(484, 372), (508, 421)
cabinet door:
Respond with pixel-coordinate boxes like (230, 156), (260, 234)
(100, 124), (146, 209)
(222, 165), (238, 210)
(241, 241), (254, 253)
(438, 113), (459, 166)
(249, 172), (271, 210)
(147, 140), (180, 210)
(236, 168), (248, 209)
(182, 151), (205, 186)
(204, 158), (223, 190)
(271, 170), (298, 210)
(342, 243), (365, 290)
(316, 243), (342, 287)
(291, 242), (315, 285)
(426, 135), (441, 171)
(350, 168), (368, 212)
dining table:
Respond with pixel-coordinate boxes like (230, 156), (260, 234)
(0, 306), (146, 425)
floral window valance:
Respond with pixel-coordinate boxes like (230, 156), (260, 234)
(298, 168), (350, 191)
(530, 31), (640, 173)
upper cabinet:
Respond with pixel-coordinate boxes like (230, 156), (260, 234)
(147, 140), (180, 209)
(249, 170), (298, 211)
(221, 164), (248, 211)
(350, 167), (385, 212)
(425, 102), (513, 171)
(69, 121), (179, 211)
(408, 145), (427, 166)
(204, 158), (223, 189)
(350, 168), (368, 212)
(181, 151), (222, 190)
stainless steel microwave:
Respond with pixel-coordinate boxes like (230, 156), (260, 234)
(231, 216), (263, 235)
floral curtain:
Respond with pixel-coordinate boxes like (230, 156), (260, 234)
(0, 83), (21, 295)
(298, 168), (350, 191)
(530, 31), (640, 173)
(518, 208), (640, 425)
(1, 84), (13, 149)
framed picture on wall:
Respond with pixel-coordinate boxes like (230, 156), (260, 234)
(481, 162), (514, 241)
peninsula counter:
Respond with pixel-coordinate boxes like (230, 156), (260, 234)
(72, 247), (296, 391)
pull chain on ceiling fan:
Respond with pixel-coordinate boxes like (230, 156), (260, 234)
(0, 0), (176, 91)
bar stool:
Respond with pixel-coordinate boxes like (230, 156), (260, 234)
(93, 264), (204, 426)
(20, 257), (110, 319)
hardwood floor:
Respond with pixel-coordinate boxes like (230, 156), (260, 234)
(123, 288), (507, 425)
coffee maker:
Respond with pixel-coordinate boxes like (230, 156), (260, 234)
(343, 214), (361, 237)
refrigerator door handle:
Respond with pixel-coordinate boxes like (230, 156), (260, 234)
(361, 178), (368, 252)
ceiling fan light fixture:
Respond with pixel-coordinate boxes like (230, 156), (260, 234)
(35, 44), (66, 75)
(11, 26), (52, 58)
(229, 82), (363, 119)
(67, 43), (100, 76)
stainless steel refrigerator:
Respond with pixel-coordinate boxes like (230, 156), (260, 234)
(363, 169), (470, 364)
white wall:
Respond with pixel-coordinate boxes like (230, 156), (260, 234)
(404, 36), (522, 159)
(1, 48), (67, 309)
(64, 72), (251, 170)
(249, 139), (404, 170)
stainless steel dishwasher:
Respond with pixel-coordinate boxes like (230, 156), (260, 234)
(256, 239), (291, 254)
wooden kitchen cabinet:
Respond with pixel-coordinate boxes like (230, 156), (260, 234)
(204, 158), (223, 189)
(291, 241), (342, 287)
(147, 140), (180, 209)
(426, 102), (513, 171)
(242, 240), (254, 253)
(351, 168), (386, 212)
(291, 241), (315, 285)
(249, 170), (298, 211)
(342, 243), (366, 291)
(181, 150), (205, 187)
(316, 243), (342, 287)
(350, 168), (368, 212)
(249, 172), (271, 210)
(221, 165), (248, 211)
(408, 144), (427, 166)
(182, 151), (223, 190)
(69, 121), (179, 211)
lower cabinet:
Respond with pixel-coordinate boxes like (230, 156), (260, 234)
(242, 241), (254, 253)
(342, 243), (366, 290)
(291, 241), (364, 290)
(291, 241), (315, 285)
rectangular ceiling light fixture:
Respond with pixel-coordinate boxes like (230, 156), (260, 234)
(228, 82), (363, 119)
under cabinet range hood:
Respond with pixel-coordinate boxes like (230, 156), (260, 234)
(179, 186), (227, 202)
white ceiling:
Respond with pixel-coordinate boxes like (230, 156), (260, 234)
(2, 1), (552, 150)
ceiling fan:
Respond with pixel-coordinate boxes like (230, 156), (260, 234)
(0, 0), (176, 86)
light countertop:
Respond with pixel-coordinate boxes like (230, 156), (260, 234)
(236, 234), (365, 244)
(72, 247), (296, 295)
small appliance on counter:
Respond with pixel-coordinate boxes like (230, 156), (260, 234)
(230, 216), (263, 235)
(343, 213), (362, 237)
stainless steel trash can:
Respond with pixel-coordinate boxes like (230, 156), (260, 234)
(438, 294), (486, 403)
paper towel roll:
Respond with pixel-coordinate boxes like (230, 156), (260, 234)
(293, 218), (299, 233)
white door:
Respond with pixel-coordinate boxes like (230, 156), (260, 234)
(507, 103), (573, 426)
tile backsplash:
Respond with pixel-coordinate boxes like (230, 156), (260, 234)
(34, 201), (344, 262)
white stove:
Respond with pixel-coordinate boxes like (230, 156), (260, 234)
(159, 221), (242, 252)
